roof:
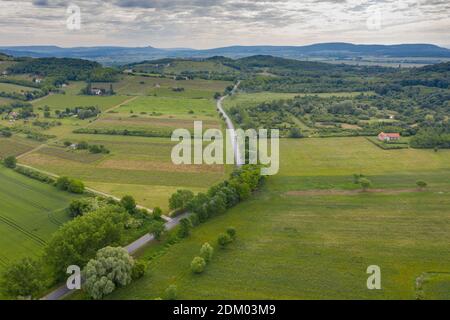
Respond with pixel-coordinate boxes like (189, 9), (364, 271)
(379, 132), (400, 138)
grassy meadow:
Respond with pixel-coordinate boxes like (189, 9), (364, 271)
(102, 137), (450, 300)
(0, 167), (77, 271)
(12, 76), (231, 212)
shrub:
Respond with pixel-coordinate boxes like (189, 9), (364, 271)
(169, 189), (194, 211)
(68, 179), (85, 194)
(14, 166), (55, 184)
(69, 198), (95, 217)
(359, 178), (372, 191)
(190, 257), (206, 274)
(150, 221), (166, 240)
(3, 155), (17, 169)
(164, 284), (178, 300)
(226, 227), (236, 239)
(416, 180), (428, 189)
(120, 195), (136, 213)
(63, 141), (72, 147)
(177, 218), (192, 238)
(55, 176), (71, 190)
(77, 141), (89, 150)
(152, 207), (162, 219)
(131, 260), (148, 280)
(217, 233), (232, 248)
(200, 243), (214, 263)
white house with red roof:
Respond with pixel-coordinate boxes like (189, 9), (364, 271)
(378, 132), (400, 142)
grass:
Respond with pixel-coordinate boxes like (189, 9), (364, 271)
(224, 91), (369, 110)
(0, 167), (78, 272)
(92, 75), (231, 99)
(33, 94), (131, 112)
(0, 136), (40, 159)
(102, 137), (450, 300)
(0, 82), (37, 94)
(19, 135), (228, 212)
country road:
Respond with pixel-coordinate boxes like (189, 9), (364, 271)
(217, 81), (243, 166)
(40, 84), (240, 300)
(41, 212), (190, 300)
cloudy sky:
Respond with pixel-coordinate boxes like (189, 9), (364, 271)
(0, 0), (449, 48)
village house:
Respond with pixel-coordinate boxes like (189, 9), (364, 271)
(378, 132), (401, 142)
(90, 88), (103, 96)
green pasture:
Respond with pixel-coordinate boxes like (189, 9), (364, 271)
(101, 136), (450, 300)
(0, 167), (77, 271)
(20, 135), (228, 211)
(0, 82), (37, 94)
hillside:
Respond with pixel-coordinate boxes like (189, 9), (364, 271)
(1, 43), (450, 65)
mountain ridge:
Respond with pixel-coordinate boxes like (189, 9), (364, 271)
(1, 43), (450, 64)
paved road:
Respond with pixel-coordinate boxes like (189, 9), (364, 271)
(216, 82), (243, 166)
(41, 211), (190, 300)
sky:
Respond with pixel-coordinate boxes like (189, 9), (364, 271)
(0, 0), (449, 48)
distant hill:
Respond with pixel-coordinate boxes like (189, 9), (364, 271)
(1, 43), (450, 65)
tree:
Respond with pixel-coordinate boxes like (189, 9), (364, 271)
(200, 242), (214, 263)
(416, 180), (428, 190)
(178, 218), (192, 238)
(68, 179), (84, 194)
(120, 195), (136, 213)
(150, 221), (166, 240)
(165, 284), (178, 300)
(191, 257), (206, 274)
(169, 189), (194, 211)
(55, 176), (71, 190)
(3, 155), (17, 169)
(226, 227), (236, 240)
(359, 178), (372, 191)
(68, 198), (94, 217)
(83, 247), (134, 300)
(131, 260), (148, 280)
(44, 206), (128, 280)
(0, 258), (46, 299)
(63, 141), (72, 147)
(217, 233), (232, 249)
(152, 207), (163, 219)
(289, 127), (303, 138)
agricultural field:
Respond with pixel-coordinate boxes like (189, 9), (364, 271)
(0, 167), (77, 272)
(106, 137), (450, 300)
(223, 91), (368, 110)
(13, 75), (231, 212)
(0, 136), (40, 158)
(92, 75), (231, 99)
(0, 82), (37, 94)
(19, 135), (227, 211)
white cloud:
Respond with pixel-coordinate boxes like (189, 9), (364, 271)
(0, 0), (448, 47)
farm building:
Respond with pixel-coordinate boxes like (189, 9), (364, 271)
(378, 132), (400, 142)
(90, 88), (104, 95)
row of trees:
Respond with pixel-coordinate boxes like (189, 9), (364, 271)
(169, 165), (265, 226)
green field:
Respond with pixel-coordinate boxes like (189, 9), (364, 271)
(224, 91), (369, 110)
(20, 135), (228, 212)
(0, 82), (37, 94)
(92, 75), (231, 99)
(33, 94), (131, 112)
(0, 167), (77, 271)
(10, 75), (230, 212)
(104, 137), (450, 300)
(0, 136), (40, 159)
